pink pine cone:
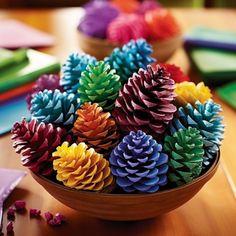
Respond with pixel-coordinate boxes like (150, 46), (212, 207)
(113, 65), (176, 139)
(107, 14), (150, 44)
(11, 119), (72, 176)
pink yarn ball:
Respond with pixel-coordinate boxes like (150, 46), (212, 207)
(107, 14), (150, 44)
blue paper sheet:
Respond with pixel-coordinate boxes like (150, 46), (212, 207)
(0, 95), (30, 135)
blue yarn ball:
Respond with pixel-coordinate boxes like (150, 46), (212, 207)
(109, 130), (168, 193)
(169, 99), (224, 169)
(104, 39), (156, 84)
(30, 89), (80, 126)
(61, 52), (97, 94)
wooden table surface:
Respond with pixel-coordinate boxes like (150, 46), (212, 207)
(0, 8), (236, 236)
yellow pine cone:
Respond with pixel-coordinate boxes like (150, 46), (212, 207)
(72, 103), (119, 157)
(175, 82), (212, 106)
(53, 142), (114, 192)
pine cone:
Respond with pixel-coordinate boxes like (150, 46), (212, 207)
(26, 74), (62, 109)
(61, 52), (97, 94)
(11, 119), (72, 176)
(155, 63), (190, 83)
(145, 9), (180, 40)
(30, 89), (79, 126)
(72, 103), (120, 157)
(104, 39), (156, 84)
(169, 100), (224, 170)
(164, 127), (204, 186)
(109, 130), (168, 193)
(78, 2), (119, 38)
(113, 65), (176, 139)
(107, 14), (150, 44)
(175, 81), (212, 106)
(78, 61), (121, 111)
(136, 0), (161, 15)
(53, 142), (114, 192)
(111, 0), (139, 13)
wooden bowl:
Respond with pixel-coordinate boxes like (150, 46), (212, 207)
(77, 30), (182, 61)
(31, 152), (219, 221)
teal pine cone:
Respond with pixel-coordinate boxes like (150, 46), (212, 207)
(104, 39), (156, 84)
(61, 52), (97, 94)
(78, 61), (121, 111)
(30, 89), (80, 126)
(164, 127), (204, 186)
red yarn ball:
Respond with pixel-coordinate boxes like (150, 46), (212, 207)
(145, 9), (180, 41)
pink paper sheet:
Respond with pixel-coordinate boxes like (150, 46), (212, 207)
(0, 19), (55, 48)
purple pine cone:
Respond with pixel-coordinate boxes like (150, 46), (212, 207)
(113, 65), (176, 139)
(78, 1), (120, 38)
(26, 74), (62, 109)
(109, 130), (168, 193)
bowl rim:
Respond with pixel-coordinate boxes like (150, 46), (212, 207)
(77, 29), (183, 46)
(31, 151), (220, 198)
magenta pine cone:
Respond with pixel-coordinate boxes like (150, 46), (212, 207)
(113, 65), (176, 139)
(26, 74), (62, 109)
(11, 119), (72, 176)
(107, 14), (150, 44)
(136, 0), (161, 15)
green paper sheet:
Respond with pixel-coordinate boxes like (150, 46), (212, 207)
(0, 48), (28, 70)
(0, 49), (60, 93)
(217, 81), (236, 109)
(188, 48), (236, 86)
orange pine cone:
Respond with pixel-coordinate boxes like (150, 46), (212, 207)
(72, 103), (120, 157)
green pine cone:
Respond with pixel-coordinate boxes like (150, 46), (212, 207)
(78, 61), (121, 111)
(164, 127), (204, 186)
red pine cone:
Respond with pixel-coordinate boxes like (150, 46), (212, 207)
(155, 63), (190, 83)
(11, 119), (72, 176)
(113, 65), (176, 139)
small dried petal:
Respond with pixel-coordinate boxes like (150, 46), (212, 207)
(14, 200), (26, 211)
(48, 215), (65, 226)
(7, 207), (15, 220)
(30, 208), (41, 218)
(54, 213), (66, 223)
(6, 221), (14, 233)
(44, 212), (53, 222)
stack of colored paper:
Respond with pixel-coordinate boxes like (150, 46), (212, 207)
(0, 49), (60, 135)
(184, 27), (236, 87)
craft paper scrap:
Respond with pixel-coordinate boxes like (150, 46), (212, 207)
(0, 19), (55, 48)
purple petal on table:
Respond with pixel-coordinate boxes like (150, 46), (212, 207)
(0, 169), (26, 203)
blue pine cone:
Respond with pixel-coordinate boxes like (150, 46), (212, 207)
(104, 39), (156, 84)
(61, 52), (97, 94)
(30, 89), (80, 126)
(169, 99), (224, 170)
(109, 130), (168, 193)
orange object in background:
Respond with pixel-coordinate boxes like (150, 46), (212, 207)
(111, 0), (140, 13)
(0, 82), (34, 103)
(145, 9), (180, 40)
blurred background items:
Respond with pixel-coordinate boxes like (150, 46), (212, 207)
(0, 0), (236, 8)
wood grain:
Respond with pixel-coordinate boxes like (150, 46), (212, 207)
(0, 8), (236, 235)
(77, 29), (182, 61)
(30, 153), (219, 221)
